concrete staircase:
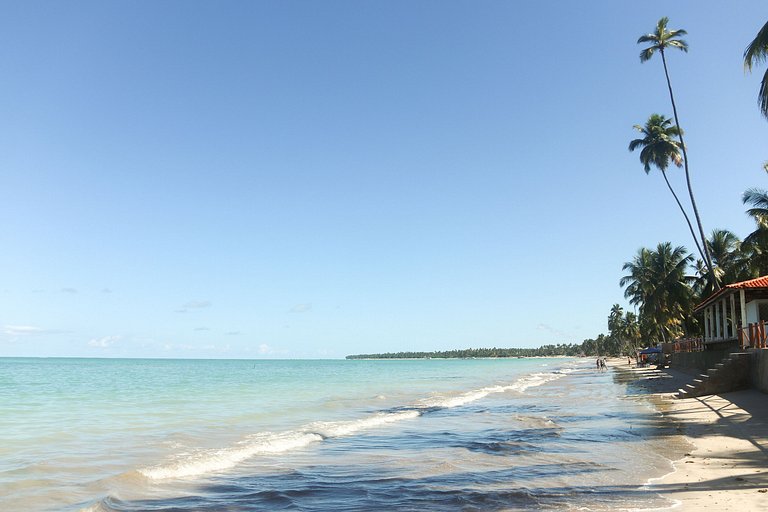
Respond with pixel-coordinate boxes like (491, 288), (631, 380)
(676, 352), (752, 399)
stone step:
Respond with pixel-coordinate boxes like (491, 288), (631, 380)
(681, 351), (753, 397)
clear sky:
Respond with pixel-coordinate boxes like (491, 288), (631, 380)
(1, 1), (767, 358)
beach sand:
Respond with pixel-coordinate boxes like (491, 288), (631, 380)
(609, 359), (768, 510)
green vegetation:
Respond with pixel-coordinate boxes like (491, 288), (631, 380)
(742, 188), (768, 276)
(605, 17), (768, 346)
(744, 20), (768, 119)
(637, 17), (717, 289)
(346, 340), (618, 360)
(628, 114), (707, 265)
(620, 243), (694, 342)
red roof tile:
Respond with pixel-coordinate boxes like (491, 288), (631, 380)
(694, 275), (768, 312)
(723, 275), (768, 289)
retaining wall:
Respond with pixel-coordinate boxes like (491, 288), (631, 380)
(672, 347), (768, 394)
(670, 348), (733, 372)
(749, 348), (768, 393)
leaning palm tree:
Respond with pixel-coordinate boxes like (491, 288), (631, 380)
(744, 20), (768, 119)
(629, 114), (707, 266)
(638, 17), (718, 289)
(621, 242), (694, 342)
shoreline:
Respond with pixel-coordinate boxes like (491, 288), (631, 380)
(608, 359), (768, 510)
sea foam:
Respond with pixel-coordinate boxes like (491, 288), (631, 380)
(420, 368), (570, 408)
(139, 367), (570, 480)
(139, 411), (421, 480)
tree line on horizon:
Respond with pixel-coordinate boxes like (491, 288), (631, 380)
(346, 340), (616, 359)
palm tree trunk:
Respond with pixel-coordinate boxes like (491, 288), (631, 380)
(660, 49), (720, 291)
(660, 170), (708, 265)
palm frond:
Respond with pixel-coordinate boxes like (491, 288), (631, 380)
(639, 47), (655, 62)
(665, 40), (689, 52)
(628, 138), (643, 151)
(637, 34), (658, 44)
(744, 20), (768, 71)
(666, 28), (688, 38)
(760, 69), (768, 119)
(743, 188), (768, 209)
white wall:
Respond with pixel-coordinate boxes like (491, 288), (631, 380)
(745, 300), (768, 324)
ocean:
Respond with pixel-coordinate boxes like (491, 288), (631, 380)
(0, 357), (686, 511)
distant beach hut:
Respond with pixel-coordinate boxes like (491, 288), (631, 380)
(694, 276), (768, 350)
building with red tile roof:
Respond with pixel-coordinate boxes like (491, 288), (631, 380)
(695, 276), (768, 347)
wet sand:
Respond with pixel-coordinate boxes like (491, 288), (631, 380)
(609, 358), (768, 510)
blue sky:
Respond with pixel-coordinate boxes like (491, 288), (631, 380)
(1, 1), (767, 358)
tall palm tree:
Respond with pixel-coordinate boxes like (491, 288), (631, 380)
(744, 20), (768, 119)
(629, 114), (707, 265)
(638, 17), (718, 290)
(620, 242), (694, 342)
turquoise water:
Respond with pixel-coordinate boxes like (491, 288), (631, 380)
(0, 358), (682, 511)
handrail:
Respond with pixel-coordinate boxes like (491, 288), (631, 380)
(672, 337), (704, 353)
(738, 321), (768, 350)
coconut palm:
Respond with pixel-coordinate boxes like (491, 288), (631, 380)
(707, 229), (749, 283)
(607, 304), (624, 350)
(692, 230), (751, 300)
(608, 304), (624, 334)
(629, 114), (707, 265)
(744, 188), (768, 230)
(622, 311), (641, 353)
(744, 20), (768, 119)
(607, 305), (642, 354)
(638, 17), (717, 289)
(742, 188), (768, 275)
(620, 242), (694, 342)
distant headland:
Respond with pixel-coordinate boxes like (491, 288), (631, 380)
(346, 344), (585, 360)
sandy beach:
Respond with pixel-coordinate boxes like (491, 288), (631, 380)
(610, 359), (768, 510)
